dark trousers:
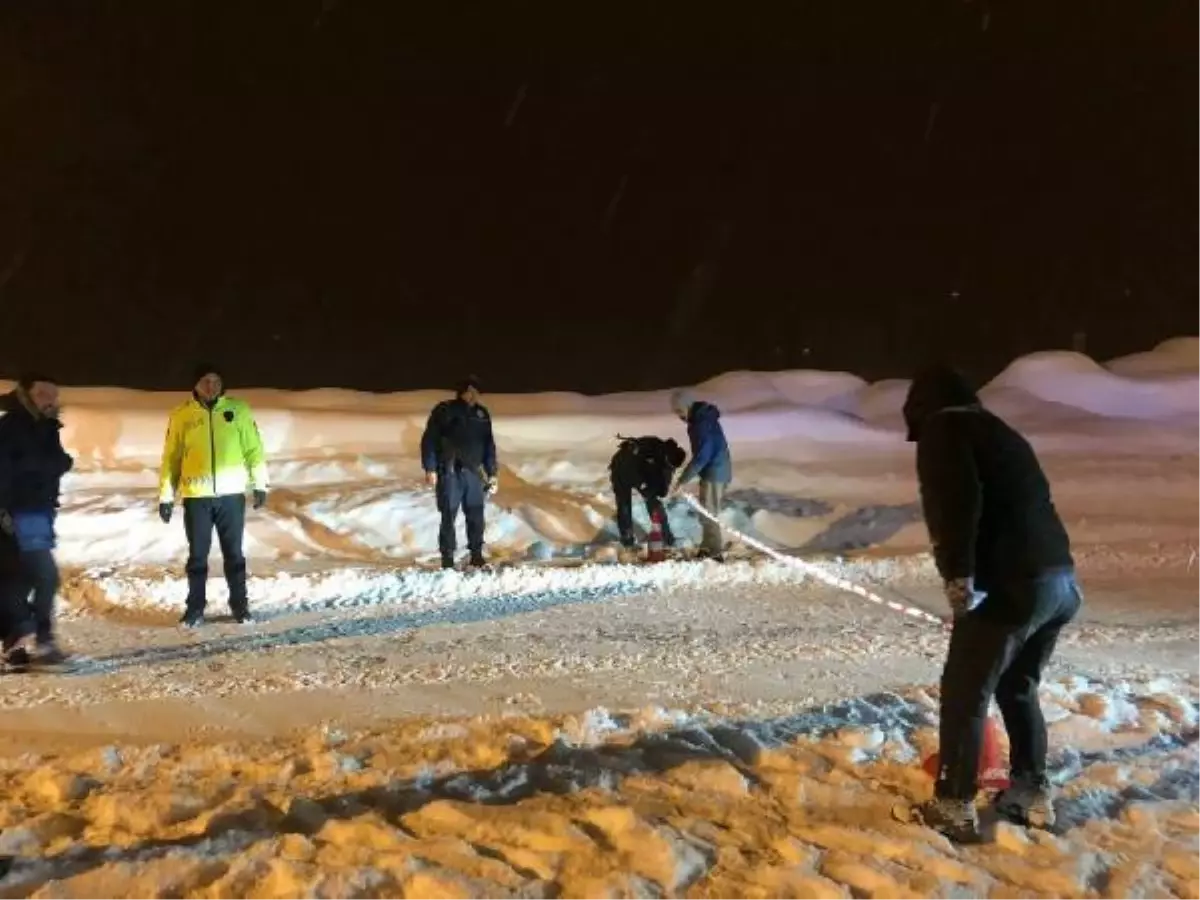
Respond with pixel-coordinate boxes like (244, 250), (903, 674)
(0, 531), (29, 649)
(0, 549), (59, 649)
(437, 468), (486, 561)
(697, 479), (726, 555)
(16, 550), (58, 645)
(183, 495), (248, 615)
(612, 481), (674, 548)
(937, 568), (1083, 800)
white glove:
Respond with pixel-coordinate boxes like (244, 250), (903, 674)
(485, 475), (498, 496)
(944, 576), (987, 619)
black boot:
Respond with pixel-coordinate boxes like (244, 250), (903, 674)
(3, 646), (31, 673)
(913, 797), (982, 843)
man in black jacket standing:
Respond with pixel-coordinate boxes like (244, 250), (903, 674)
(903, 365), (1081, 843)
(421, 376), (498, 570)
(0, 374), (74, 667)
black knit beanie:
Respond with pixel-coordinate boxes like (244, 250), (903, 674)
(192, 362), (223, 386)
(455, 375), (481, 397)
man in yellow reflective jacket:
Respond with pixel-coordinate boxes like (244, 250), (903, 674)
(158, 363), (269, 626)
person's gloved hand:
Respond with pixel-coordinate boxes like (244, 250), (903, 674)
(0, 509), (12, 536)
(485, 474), (498, 496)
(425, 470), (438, 487)
(158, 502), (173, 524)
(944, 576), (986, 619)
(253, 490), (267, 510)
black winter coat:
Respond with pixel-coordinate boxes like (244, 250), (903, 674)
(609, 436), (686, 498)
(0, 391), (74, 512)
(420, 398), (497, 476)
(903, 367), (1073, 591)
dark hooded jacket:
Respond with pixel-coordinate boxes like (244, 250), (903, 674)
(609, 436), (686, 498)
(0, 389), (73, 513)
(903, 366), (1072, 591)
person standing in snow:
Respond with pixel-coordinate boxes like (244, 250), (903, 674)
(421, 376), (498, 570)
(609, 435), (686, 551)
(0, 512), (23, 670)
(157, 364), (269, 627)
(667, 390), (732, 561)
(0, 374), (74, 667)
(903, 364), (1080, 843)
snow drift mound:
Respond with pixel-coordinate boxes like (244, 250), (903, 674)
(985, 350), (1198, 421)
(1105, 337), (1199, 378)
(692, 369), (867, 413)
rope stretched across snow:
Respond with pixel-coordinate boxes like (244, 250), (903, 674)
(681, 493), (947, 629)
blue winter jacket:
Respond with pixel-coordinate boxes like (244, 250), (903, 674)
(678, 401), (732, 485)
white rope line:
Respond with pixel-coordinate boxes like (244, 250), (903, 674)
(681, 493), (947, 629)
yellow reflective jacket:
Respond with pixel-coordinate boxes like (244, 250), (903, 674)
(158, 395), (269, 502)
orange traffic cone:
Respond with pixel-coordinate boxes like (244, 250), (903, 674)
(921, 716), (1010, 792)
(646, 508), (666, 563)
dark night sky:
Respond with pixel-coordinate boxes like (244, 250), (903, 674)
(0, 0), (1195, 393)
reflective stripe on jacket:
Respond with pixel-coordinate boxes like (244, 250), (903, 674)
(158, 396), (268, 502)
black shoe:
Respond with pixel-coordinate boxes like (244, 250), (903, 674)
(4, 647), (31, 673)
(468, 554), (488, 569)
(180, 610), (205, 628)
(34, 642), (69, 666)
(0, 855), (12, 878)
(440, 557), (456, 571)
(233, 611), (255, 625)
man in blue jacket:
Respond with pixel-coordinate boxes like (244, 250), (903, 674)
(668, 389), (732, 561)
(420, 376), (498, 570)
(0, 374), (74, 667)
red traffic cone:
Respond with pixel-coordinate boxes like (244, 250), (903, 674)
(921, 716), (1010, 791)
(646, 508), (666, 563)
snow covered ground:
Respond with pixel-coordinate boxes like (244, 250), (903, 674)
(0, 338), (1196, 898)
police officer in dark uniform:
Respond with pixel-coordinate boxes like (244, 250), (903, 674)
(609, 435), (686, 550)
(420, 376), (498, 570)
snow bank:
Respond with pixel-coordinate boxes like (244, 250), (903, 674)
(1, 338), (1193, 570)
(1106, 337), (1199, 378)
(23, 337), (1197, 470)
(74, 557), (819, 619)
(986, 350), (1198, 421)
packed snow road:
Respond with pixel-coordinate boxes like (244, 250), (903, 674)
(0, 555), (1196, 899)
(0, 553), (1193, 751)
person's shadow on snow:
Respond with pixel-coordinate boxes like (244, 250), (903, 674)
(798, 503), (923, 555)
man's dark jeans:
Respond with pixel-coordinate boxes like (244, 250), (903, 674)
(183, 495), (248, 616)
(937, 568), (1083, 800)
